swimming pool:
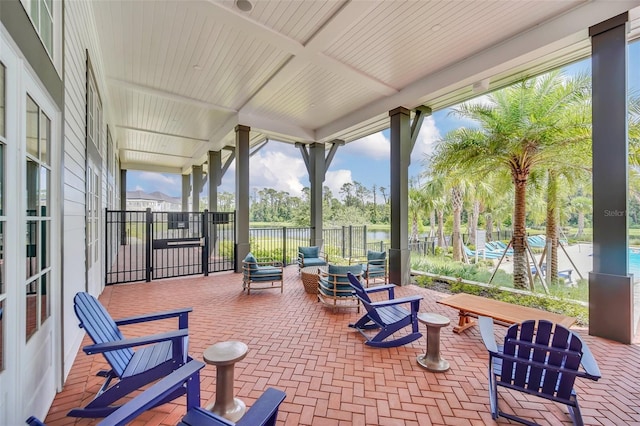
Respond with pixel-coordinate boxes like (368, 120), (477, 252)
(628, 248), (640, 277)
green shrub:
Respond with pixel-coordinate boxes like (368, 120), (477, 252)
(412, 255), (588, 325)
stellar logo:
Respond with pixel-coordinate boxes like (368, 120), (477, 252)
(603, 210), (626, 217)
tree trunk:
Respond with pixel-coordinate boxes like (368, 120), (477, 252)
(546, 171), (559, 282)
(411, 214), (419, 242)
(437, 210), (445, 248)
(577, 212), (585, 238)
(512, 171), (529, 290)
(429, 210), (436, 238)
(486, 213), (494, 242)
(451, 187), (463, 261)
(469, 199), (480, 246)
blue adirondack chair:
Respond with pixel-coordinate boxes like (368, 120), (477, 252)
(68, 292), (193, 418)
(27, 360), (286, 426)
(479, 316), (601, 426)
(347, 272), (422, 348)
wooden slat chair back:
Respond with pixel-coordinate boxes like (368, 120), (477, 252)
(347, 273), (422, 348)
(69, 292), (192, 418)
(479, 316), (601, 426)
(75, 292), (133, 377)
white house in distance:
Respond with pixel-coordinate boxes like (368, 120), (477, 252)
(126, 190), (182, 212)
(1, 0), (639, 423)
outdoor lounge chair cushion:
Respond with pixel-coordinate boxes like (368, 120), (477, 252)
(298, 246), (326, 268)
(299, 246), (320, 258)
(319, 264), (363, 297)
(250, 266), (283, 281)
(243, 252), (259, 271)
(364, 250), (386, 276)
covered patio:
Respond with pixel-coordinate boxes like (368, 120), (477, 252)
(43, 268), (640, 425)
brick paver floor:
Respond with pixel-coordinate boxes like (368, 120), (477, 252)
(42, 267), (640, 425)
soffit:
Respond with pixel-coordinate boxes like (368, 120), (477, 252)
(90, 0), (640, 174)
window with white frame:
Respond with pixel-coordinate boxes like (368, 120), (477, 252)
(21, 0), (54, 57)
(86, 61), (102, 271)
(87, 69), (102, 154)
(25, 94), (51, 341)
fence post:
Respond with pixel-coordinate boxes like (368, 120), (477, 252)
(145, 208), (152, 282)
(348, 225), (353, 259)
(363, 225), (367, 258)
(203, 210), (209, 276)
(342, 226), (346, 258)
(282, 226), (287, 266)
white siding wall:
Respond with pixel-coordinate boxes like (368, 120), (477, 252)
(62, 1), (115, 379)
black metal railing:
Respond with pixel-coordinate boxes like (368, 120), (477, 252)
(107, 209), (514, 284)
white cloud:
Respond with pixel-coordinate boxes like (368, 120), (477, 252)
(343, 132), (389, 160)
(249, 150), (307, 196)
(464, 94), (492, 107)
(324, 169), (353, 199)
(134, 185), (145, 191)
(137, 171), (179, 186)
(411, 115), (441, 162)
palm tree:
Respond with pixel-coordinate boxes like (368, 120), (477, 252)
(430, 71), (591, 289)
(422, 175), (449, 250)
(408, 187), (428, 242)
(569, 196), (592, 238)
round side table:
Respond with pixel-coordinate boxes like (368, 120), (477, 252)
(203, 341), (249, 422)
(416, 312), (450, 372)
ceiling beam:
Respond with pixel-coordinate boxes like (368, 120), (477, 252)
(108, 77), (237, 113)
(116, 125), (208, 143)
(120, 162), (183, 174)
(205, 0), (396, 99)
(238, 111), (315, 141)
(120, 148), (193, 159)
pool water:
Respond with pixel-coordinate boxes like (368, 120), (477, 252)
(629, 248), (640, 278)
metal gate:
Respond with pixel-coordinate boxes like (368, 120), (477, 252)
(105, 209), (236, 285)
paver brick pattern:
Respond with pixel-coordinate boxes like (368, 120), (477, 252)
(43, 267), (640, 425)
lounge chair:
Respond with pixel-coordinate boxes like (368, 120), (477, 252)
(531, 263), (574, 284)
(527, 235), (546, 248)
(351, 250), (388, 286)
(318, 264), (363, 311)
(479, 316), (600, 426)
(242, 252), (284, 295)
(27, 360), (286, 426)
(347, 272), (422, 348)
(463, 245), (503, 260)
(492, 241), (514, 255)
(68, 292), (192, 418)
(297, 246), (327, 271)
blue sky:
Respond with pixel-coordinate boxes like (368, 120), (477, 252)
(128, 42), (639, 200)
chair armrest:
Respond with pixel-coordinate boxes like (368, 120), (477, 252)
(478, 316), (499, 353)
(115, 307), (193, 329)
(575, 334), (602, 380)
(236, 388), (287, 426)
(364, 284), (395, 293)
(369, 295), (422, 308)
(83, 329), (188, 355)
(97, 360), (205, 426)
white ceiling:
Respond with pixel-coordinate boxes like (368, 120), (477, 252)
(90, 0), (640, 175)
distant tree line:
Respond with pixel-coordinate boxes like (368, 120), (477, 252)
(216, 182), (391, 226)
